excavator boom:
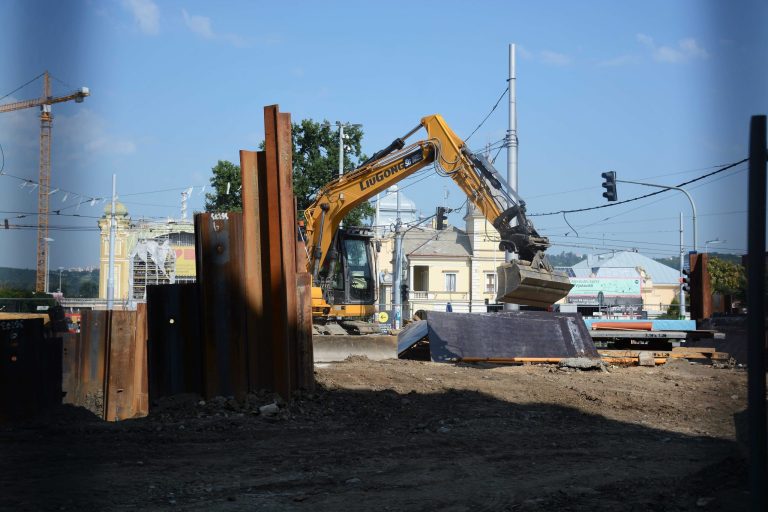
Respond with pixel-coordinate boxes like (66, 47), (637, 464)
(304, 114), (573, 315)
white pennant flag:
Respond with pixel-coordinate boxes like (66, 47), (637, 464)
(47, 188), (59, 196)
(62, 193), (69, 202)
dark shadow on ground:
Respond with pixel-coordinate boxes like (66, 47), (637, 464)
(0, 383), (749, 512)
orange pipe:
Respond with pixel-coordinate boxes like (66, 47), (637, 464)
(591, 321), (653, 331)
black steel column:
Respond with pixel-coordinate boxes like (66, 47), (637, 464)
(747, 115), (766, 512)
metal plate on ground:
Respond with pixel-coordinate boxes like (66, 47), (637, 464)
(397, 320), (428, 357)
(426, 311), (597, 362)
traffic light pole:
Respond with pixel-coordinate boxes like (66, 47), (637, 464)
(678, 212), (686, 318)
(616, 179), (698, 252)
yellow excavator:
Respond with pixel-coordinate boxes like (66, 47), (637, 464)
(303, 114), (572, 326)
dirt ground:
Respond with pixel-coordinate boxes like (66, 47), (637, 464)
(1, 357), (752, 511)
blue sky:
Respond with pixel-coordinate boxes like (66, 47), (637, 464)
(0, 0), (765, 269)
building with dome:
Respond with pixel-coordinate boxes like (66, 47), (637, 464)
(373, 185), (420, 235)
(97, 203), (196, 301)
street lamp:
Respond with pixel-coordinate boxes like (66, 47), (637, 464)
(613, 177), (698, 251)
(43, 237), (54, 293)
(334, 121), (362, 179)
(705, 238), (726, 254)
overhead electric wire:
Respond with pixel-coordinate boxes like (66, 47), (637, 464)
(464, 86), (509, 143)
(528, 158), (748, 217)
(559, 166), (748, 234)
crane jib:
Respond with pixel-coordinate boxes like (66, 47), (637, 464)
(358, 149), (424, 192)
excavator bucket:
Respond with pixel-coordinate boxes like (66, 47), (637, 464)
(496, 262), (573, 307)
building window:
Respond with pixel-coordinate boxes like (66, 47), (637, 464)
(444, 272), (457, 292)
(485, 272), (496, 293)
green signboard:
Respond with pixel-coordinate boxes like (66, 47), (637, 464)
(568, 278), (641, 297)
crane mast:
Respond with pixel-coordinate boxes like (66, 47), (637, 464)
(0, 71), (89, 292)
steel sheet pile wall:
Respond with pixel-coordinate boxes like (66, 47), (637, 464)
(146, 283), (202, 402)
(63, 309), (148, 421)
(148, 105), (313, 403)
(0, 318), (62, 421)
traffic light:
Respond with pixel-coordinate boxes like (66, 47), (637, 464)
(681, 268), (691, 292)
(400, 283), (409, 301)
(601, 171), (617, 201)
(436, 206), (448, 230)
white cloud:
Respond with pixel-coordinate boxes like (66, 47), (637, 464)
(517, 46), (533, 60)
(122, 0), (159, 35)
(515, 46), (571, 66)
(181, 9), (214, 39)
(181, 9), (249, 47)
(637, 33), (709, 63)
(56, 109), (137, 157)
(84, 136), (136, 155)
(596, 54), (637, 67)
(539, 50), (571, 66)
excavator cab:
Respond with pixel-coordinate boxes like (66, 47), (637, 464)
(316, 228), (376, 318)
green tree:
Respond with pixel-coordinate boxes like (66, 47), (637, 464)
(78, 280), (99, 298)
(708, 257), (746, 298)
(291, 119), (373, 226)
(656, 296), (681, 319)
(203, 121), (375, 226)
(204, 160), (242, 213)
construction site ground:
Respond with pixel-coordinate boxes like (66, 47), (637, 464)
(2, 357), (750, 511)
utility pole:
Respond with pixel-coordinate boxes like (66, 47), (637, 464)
(106, 174), (117, 310)
(504, 43), (520, 311)
(392, 186), (403, 329)
(58, 266), (64, 293)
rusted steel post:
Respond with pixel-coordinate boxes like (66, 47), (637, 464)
(240, 149), (267, 391)
(262, 105), (295, 400)
(195, 212), (248, 400)
(104, 310), (137, 421)
(295, 272), (315, 391)
(133, 303), (149, 417)
(78, 310), (108, 417)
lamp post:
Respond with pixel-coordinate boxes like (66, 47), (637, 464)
(335, 121), (362, 179)
(616, 179), (698, 252)
(43, 237), (54, 293)
(334, 121), (361, 229)
(705, 238), (725, 254)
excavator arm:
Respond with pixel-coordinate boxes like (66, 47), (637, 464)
(304, 114), (573, 309)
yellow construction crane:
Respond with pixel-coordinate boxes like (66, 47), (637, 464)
(0, 71), (89, 292)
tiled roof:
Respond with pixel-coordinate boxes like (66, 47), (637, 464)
(403, 226), (472, 257)
(571, 251), (679, 284)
